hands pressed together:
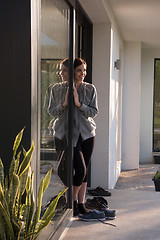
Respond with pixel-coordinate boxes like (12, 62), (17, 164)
(62, 86), (81, 108)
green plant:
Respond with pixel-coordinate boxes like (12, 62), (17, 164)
(0, 128), (66, 240)
(153, 168), (160, 179)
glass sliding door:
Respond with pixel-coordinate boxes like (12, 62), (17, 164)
(40, 0), (70, 222)
(153, 59), (160, 151)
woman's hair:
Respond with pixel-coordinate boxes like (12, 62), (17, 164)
(74, 58), (87, 69)
(60, 58), (69, 68)
(60, 57), (87, 69)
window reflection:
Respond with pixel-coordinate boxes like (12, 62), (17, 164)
(40, 0), (69, 221)
(153, 59), (160, 151)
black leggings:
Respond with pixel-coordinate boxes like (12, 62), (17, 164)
(55, 136), (95, 187)
(73, 136), (95, 186)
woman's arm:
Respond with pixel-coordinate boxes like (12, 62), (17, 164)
(77, 84), (99, 118)
(48, 84), (67, 117)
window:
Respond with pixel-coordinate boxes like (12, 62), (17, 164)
(153, 59), (160, 151)
(40, 0), (70, 224)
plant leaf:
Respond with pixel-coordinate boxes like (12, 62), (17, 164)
(8, 173), (19, 217)
(9, 156), (16, 183)
(0, 183), (9, 216)
(31, 178), (44, 232)
(43, 168), (52, 194)
(0, 158), (4, 189)
(33, 189), (67, 240)
(0, 201), (15, 240)
(18, 142), (34, 177)
(41, 189), (67, 221)
(13, 128), (25, 158)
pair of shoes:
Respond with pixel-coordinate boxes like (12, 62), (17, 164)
(85, 197), (108, 211)
(88, 186), (111, 196)
(79, 209), (116, 222)
(79, 209), (106, 222)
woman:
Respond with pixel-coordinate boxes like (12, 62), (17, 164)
(48, 58), (99, 216)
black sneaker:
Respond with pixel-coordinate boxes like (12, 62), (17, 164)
(85, 197), (108, 211)
(79, 210), (106, 222)
(88, 186), (111, 196)
(104, 209), (116, 220)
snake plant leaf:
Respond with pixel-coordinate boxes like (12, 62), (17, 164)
(0, 183), (9, 215)
(33, 189), (67, 240)
(18, 142), (34, 177)
(8, 173), (19, 217)
(4, 174), (9, 203)
(15, 151), (21, 174)
(11, 215), (22, 240)
(9, 156), (16, 183)
(19, 167), (29, 197)
(41, 188), (67, 221)
(31, 178), (44, 232)
(26, 172), (35, 234)
(0, 215), (6, 239)
(43, 168), (52, 194)
(22, 175), (33, 235)
(22, 146), (27, 157)
(13, 128), (25, 158)
(0, 158), (4, 189)
(32, 211), (56, 240)
(0, 201), (15, 240)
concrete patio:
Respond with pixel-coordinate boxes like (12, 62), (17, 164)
(58, 164), (160, 240)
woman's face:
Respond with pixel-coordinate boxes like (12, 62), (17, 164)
(74, 64), (87, 84)
(59, 64), (69, 82)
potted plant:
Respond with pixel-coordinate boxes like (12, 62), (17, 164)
(152, 148), (160, 164)
(0, 128), (66, 239)
(152, 167), (160, 191)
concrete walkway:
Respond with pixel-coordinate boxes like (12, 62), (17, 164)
(59, 164), (160, 240)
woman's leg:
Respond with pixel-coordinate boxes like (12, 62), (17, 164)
(78, 182), (87, 203)
(73, 149), (86, 201)
(77, 137), (95, 204)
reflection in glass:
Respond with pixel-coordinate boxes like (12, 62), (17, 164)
(40, 0), (69, 222)
(153, 59), (160, 151)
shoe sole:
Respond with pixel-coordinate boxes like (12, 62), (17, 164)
(105, 216), (116, 220)
(79, 217), (106, 222)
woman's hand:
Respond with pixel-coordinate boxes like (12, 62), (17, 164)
(73, 86), (81, 108)
(62, 87), (69, 107)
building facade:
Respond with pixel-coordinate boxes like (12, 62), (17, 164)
(1, 0), (160, 238)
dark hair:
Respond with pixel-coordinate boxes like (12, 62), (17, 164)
(74, 58), (87, 69)
(60, 58), (69, 68)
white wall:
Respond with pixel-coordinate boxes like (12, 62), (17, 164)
(91, 20), (124, 189)
(108, 27), (123, 188)
(91, 23), (111, 188)
(122, 42), (141, 170)
(140, 49), (160, 163)
(80, 0), (124, 188)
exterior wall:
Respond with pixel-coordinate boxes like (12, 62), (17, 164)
(91, 23), (111, 188)
(109, 26), (123, 188)
(0, 0), (31, 175)
(122, 41), (141, 170)
(88, 0), (124, 189)
(140, 49), (160, 163)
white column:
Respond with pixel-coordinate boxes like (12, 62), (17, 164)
(91, 23), (111, 188)
(122, 41), (141, 170)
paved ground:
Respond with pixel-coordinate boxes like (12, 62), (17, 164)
(59, 164), (160, 240)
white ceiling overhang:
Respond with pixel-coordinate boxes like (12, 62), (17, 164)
(79, 0), (160, 48)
